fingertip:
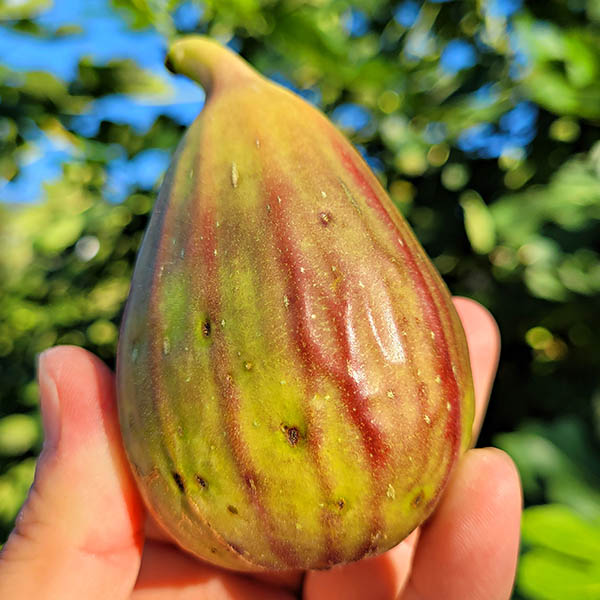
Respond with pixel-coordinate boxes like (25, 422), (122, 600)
(37, 350), (62, 451)
(453, 297), (500, 339)
(452, 297), (501, 368)
(37, 346), (113, 451)
(468, 447), (522, 505)
(0, 345), (144, 600)
(431, 447), (522, 547)
(406, 447), (522, 600)
(452, 297), (501, 439)
(447, 448), (522, 537)
(38, 345), (114, 394)
(38, 346), (120, 455)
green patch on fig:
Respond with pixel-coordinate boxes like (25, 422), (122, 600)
(116, 35), (475, 572)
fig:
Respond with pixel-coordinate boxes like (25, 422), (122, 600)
(116, 36), (474, 572)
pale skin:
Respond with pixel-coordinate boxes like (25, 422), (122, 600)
(0, 297), (522, 599)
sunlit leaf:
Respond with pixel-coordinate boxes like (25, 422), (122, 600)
(518, 548), (600, 600)
(460, 190), (496, 253)
(496, 419), (600, 520)
(0, 414), (40, 456)
(522, 504), (600, 562)
(0, 0), (51, 20)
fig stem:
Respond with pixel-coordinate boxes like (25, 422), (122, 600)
(166, 36), (258, 95)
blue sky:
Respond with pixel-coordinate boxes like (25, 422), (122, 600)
(0, 0), (204, 204)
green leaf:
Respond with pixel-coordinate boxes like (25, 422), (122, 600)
(0, 414), (40, 456)
(495, 419), (600, 521)
(0, 459), (36, 526)
(0, 0), (51, 20)
(460, 190), (496, 253)
(522, 504), (600, 563)
(515, 16), (600, 118)
(35, 214), (84, 254)
(518, 548), (600, 600)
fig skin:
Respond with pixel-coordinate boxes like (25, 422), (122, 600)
(116, 36), (474, 572)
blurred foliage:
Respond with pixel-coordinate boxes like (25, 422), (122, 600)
(518, 504), (600, 600)
(1, 0), (599, 596)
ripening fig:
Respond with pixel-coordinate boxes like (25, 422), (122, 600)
(116, 36), (474, 572)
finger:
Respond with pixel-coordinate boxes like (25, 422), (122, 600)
(401, 448), (522, 600)
(452, 297), (500, 440)
(133, 541), (295, 600)
(0, 346), (145, 600)
(249, 569), (305, 592)
(303, 530), (420, 600)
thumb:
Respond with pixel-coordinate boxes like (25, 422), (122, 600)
(0, 346), (144, 600)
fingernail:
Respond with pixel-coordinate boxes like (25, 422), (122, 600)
(37, 349), (62, 451)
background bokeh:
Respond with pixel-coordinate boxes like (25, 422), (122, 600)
(1, 1), (599, 597)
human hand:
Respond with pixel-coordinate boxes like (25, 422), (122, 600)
(0, 297), (521, 599)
